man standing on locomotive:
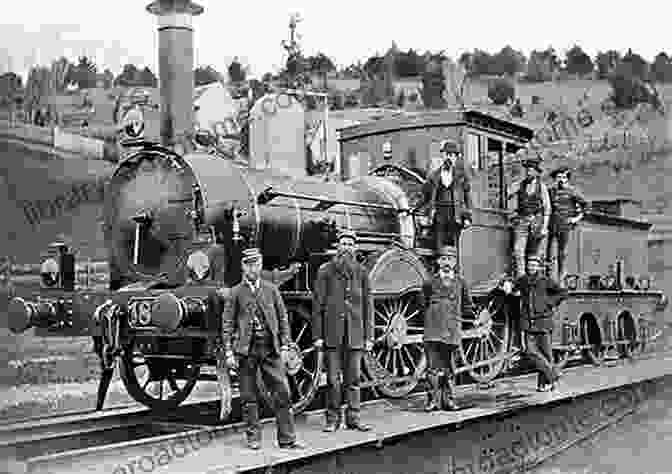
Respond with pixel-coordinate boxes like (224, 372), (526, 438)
(546, 165), (588, 283)
(221, 248), (305, 450)
(506, 255), (567, 392)
(422, 246), (473, 411)
(312, 230), (374, 433)
(415, 139), (473, 253)
(508, 154), (551, 278)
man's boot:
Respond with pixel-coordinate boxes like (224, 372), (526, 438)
(424, 371), (440, 412)
(242, 402), (261, 450)
(345, 386), (372, 432)
(441, 374), (461, 411)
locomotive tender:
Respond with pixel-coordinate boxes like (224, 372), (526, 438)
(4, 0), (666, 415)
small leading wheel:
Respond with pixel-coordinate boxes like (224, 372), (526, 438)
(363, 290), (426, 398)
(257, 304), (322, 415)
(459, 299), (510, 384)
(119, 338), (200, 412)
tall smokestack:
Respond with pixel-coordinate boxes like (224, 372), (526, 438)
(146, 0), (203, 149)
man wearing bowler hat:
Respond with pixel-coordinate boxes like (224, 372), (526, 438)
(221, 248), (304, 450)
(508, 154), (551, 277)
(312, 230), (374, 432)
(422, 245), (473, 411)
(546, 165), (588, 283)
(415, 139), (473, 252)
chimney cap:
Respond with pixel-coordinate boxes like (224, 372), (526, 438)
(146, 0), (204, 16)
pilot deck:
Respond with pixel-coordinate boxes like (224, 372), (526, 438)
(22, 352), (672, 474)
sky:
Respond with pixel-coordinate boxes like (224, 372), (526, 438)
(0, 1), (668, 80)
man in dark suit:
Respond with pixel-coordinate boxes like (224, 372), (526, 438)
(415, 139), (473, 252)
(312, 230), (374, 433)
(546, 165), (588, 283)
(422, 246), (473, 411)
(222, 248), (304, 450)
(505, 255), (568, 391)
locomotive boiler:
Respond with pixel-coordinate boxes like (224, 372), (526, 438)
(105, 145), (410, 291)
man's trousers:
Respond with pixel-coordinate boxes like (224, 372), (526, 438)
(513, 215), (547, 276)
(238, 349), (296, 445)
(324, 347), (363, 424)
(522, 331), (559, 387)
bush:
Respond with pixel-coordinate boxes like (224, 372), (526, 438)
(488, 78), (515, 105)
(608, 73), (656, 110)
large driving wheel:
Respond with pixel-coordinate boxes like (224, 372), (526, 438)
(257, 304), (322, 415)
(119, 338), (200, 412)
(459, 298), (510, 384)
(363, 290), (426, 398)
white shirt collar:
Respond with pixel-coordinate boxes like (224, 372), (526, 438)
(440, 167), (453, 187)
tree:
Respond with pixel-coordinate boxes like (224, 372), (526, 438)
(68, 56), (98, 90)
(488, 77), (515, 105)
(48, 57), (72, 94)
(228, 57), (246, 83)
(442, 58), (470, 108)
(194, 65), (221, 86)
(651, 52), (672, 83)
(139, 67), (157, 87)
(466, 49), (494, 76)
(306, 52), (336, 89)
(101, 69), (114, 89)
(525, 48), (560, 82)
(595, 50), (621, 79)
(394, 49), (425, 77)
(565, 45), (594, 76)
(421, 57), (446, 109)
(0, 72), (23, 100)
(363, 54), (385, 79)
(492, 46), (526, 76)
(620, 49), (649, 80)
(114, 64), (141, 87)
(24, 66), (51, 122)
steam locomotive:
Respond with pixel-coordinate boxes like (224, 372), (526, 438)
(5, 104), (667, 415)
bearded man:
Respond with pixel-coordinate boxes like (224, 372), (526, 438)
(415, 139), (473, 252)
(312, 230), (374, 433)
(422, 246), (473, 411)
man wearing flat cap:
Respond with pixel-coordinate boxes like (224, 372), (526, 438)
(546, 166), (588, 283)
(421, 245), (473, 411)
(415, 139), (473, 253)
(503, 255), (567, 391)
(221, 248), (304, 450)
(508, 154), (551, 278)
(312, 230), (374, 432)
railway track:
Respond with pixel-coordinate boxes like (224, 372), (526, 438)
(2, 346), (669, 472)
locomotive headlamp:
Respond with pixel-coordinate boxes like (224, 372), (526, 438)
(186, 250), (210, 281)
(40, 258), (59, 287)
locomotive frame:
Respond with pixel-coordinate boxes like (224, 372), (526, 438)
(5, 108), (666, 416)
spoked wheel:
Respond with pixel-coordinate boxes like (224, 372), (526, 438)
(257, 304), (322, 415)
(119, 338), (200, 412)
(363, 290), (426, 398)
(459, 299), (510, 384)
(580, 317), (605, 365)
(617, 314), (638, 359)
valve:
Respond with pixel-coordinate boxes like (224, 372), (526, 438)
(7, 297), (57, 334)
